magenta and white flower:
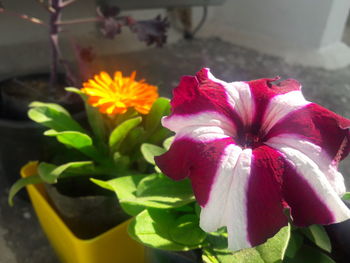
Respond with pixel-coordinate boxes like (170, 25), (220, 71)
(155, 68), (350, 251)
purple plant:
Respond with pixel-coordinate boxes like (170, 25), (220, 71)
(0, 0), (169, 95)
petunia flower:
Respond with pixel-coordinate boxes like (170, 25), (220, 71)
(81, 71), (158, 115)
(155, 68), (350, 251)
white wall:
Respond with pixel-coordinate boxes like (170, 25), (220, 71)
(196, 0), (350, 69)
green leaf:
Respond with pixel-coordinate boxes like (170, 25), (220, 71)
(147, 126), (173, 145)
(195, 203), (201, 217)
(122, 126), (146, 155)
(127, 174), (194, 209)
(141, 143), (166, 165)
(163, 136), (174, 150)
(28, 101), (85, 133)
(65, 87), (83, 94)
(66, 87), (108, 147)
(284, 245), (335, 263)
(144, 98), (170, 133)
(91, 175), (147, 216)
(38, 161), (94, 183)
(44, 130), (100, 160)
(109, 117), (142, 151)
(86, 104), (107, 151)
(300, 225), (331, 253)
(93, 173), (195, 214)
(112, 152), (131, 172)
(284, 231), (303, 258)
(229, 225), (290, 263)
(342, 192), (350, 200)
(169, 214), (206, 246)
(8, 175), (43, 206)
(205, 231), (228, 252)
(202, 249), (233, 263)
(90, 178), (114, 191)
(128, 209), (201, 251)
(174, 204), (194, 213)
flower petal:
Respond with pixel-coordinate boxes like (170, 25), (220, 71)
(247, 78), (303, 131)
(245, 146), (288, 248)
(267, 135), (346, 195)
(155, 135), (234, 206)
(265, 103), (350, 164)
(164, 68), (244, 134)
(261, 88), (310, 135)
(200, 146), (253, 250)
(266, 139), (350, 226)
(201, 145), (288, 251)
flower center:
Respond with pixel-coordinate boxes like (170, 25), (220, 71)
(236, 127), (264, 149)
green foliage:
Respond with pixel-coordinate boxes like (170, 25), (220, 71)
(141, 143), (166, 165)
(234, 225), (290, 263)
(144, 98), (170, 134)
(299, 225), (331, 253)
(169, 214), (207, 246)
(44, 130), (102, 160)
(128, 208), (205, 251)
(28, 101), (85, 133)
(11, 92), (173, 205)
(66, 87), (108, 151)
(163, 136), (174, 150)
(284, 231), (303, 258)
(134, 174), (195, 208)
(109, 117), (142, 151)
(92, 173), (194, 213)
(38, 161), (95, 183)
(8, 161), (96, 206)
(8, 175), (43, 206)
(91, 174), (148, 216)
(203, 225), (291, 263)
(283, 245), (335, 263)
(342, 192), (350, 200)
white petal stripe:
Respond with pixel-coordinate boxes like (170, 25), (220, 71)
(265, 141), (350, 222)
(162, 111), (236, 137)
(266, 135), (346, 196)
(175, 125), (231, 142)
(262, 91), (310, 135)
(225, 81), (254, 126)
(200, 146), (253, 251)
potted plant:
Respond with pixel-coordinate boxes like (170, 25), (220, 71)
(94, 68), (350, 263)
(0, 0), (169, 186)
(9, 70), (172, 262)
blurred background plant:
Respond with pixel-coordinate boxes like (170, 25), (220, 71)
(0, 0), (169, 96)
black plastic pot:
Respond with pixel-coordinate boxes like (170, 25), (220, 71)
(0, 118), (47, 186)
(0, 73), (85, 187)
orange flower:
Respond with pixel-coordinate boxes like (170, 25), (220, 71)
(81, 71), (159, 115)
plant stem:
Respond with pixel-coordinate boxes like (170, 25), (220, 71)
(48, 0), (62, 96)
(56, 17), (101, 25)
(60, 0), (78, 8)
(49, 0), (81, 95)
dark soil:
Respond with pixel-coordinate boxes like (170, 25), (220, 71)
(0, 74), (83, 120)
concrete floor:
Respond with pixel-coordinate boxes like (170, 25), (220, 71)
(2, 35), (350, 262)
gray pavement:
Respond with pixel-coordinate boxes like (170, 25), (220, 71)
(2, 36), (350, 262)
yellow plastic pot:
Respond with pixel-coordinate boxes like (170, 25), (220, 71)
(21, 161), (145, 263)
